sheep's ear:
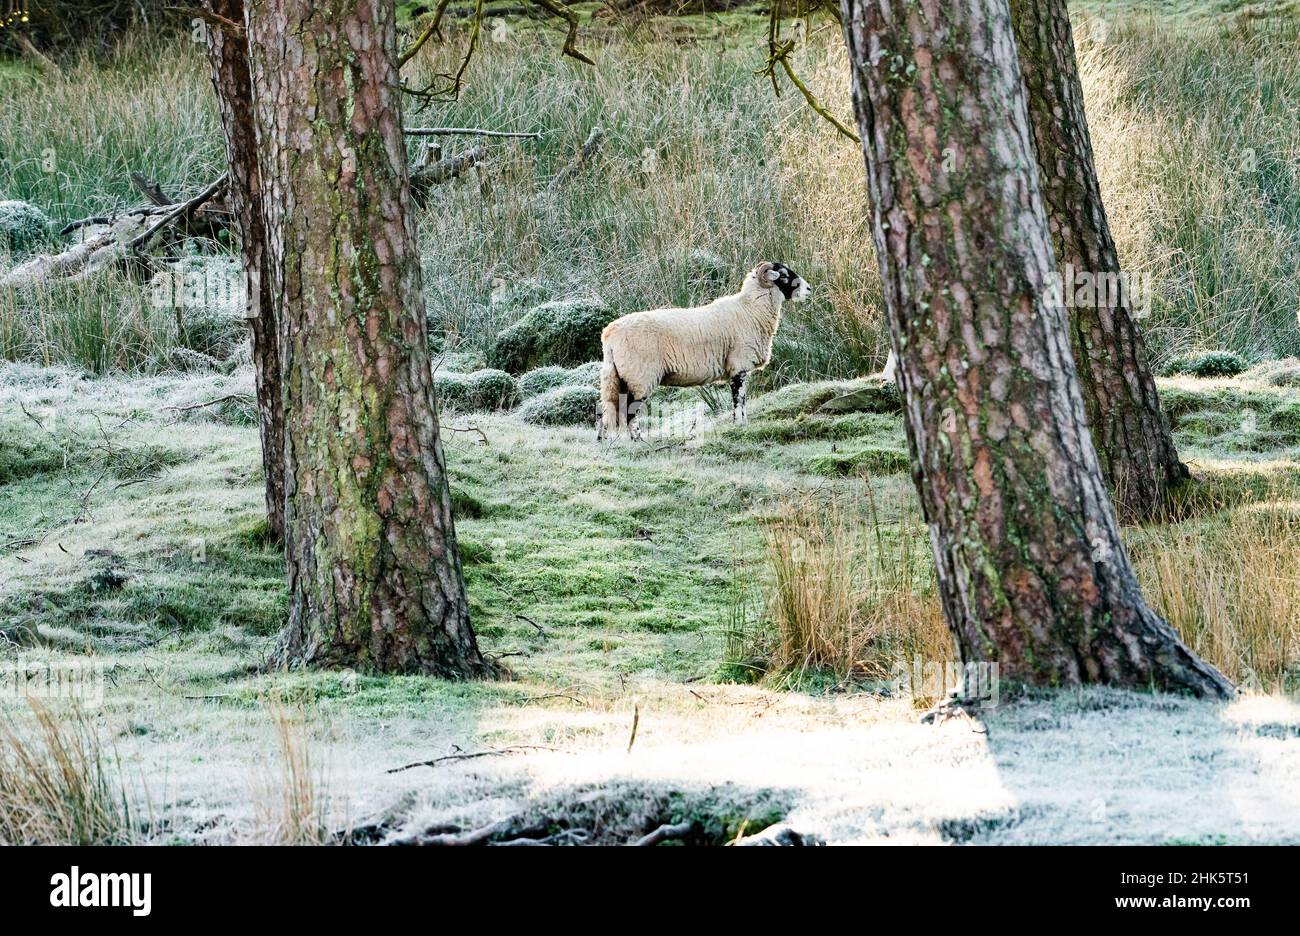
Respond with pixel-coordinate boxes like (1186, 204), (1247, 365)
(754, 261), (775, 287)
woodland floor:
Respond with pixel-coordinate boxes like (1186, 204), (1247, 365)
(2, 361), (1300, 843)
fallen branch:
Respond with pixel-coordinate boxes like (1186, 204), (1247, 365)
(410, 145), (487, 202)
(0, 232), (118, 289)
(442, 423), (489, 444)
(632, 821), (695, 846)
(130, 171), (174, 207)
(14, 34), (62, 78)
(514, 613), (546, 637)
(386, 744), (559, 773)
(732, 824), (822, 846)
(128, 173), (229, 254)
(405, 127), (542, 140)
(516, 692), (586, 706)
(161, 393), (255, 414)
(390, 814), (559, 846)
(550, 127), (604, 190)
(58, 205), (169, 237)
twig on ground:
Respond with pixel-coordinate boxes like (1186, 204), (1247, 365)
(515, 614), (546, 637)
(161, 393), (254, 414)
(516, 692), (586, 706)
(386, 744), (560, 773)
(632, 820), (695, 846)
(443, 424), (490, 445)
(626, 698), (640, 753)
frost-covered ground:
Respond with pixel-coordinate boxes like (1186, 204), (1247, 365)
(2, 363), (1300, 844)
(109, 681), (1300, 844)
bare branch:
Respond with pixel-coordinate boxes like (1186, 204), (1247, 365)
(759, 0), (859, 143)
(128, 173), (229, 254)
(404, 127), (542, 139)
(399, 0), (453, 68)
(165, 5), (246, 37)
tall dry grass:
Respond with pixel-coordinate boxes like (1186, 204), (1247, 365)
(249, 705), (331, 845)
(1131, 497), (1300, 694)
(1074, 13), (1300, 362)
(3, 13), (1299, 374)
(0, 700), (136, 845)
(746, 493), (951, 688)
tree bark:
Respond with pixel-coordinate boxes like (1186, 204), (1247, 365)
(246, 0), (488, 677)
(839, 0), (1231, 698)
(202, 0), (285, 543)
(1010, 0), (1187, 521)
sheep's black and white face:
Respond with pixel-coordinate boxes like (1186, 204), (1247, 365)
(763, 262), (811, 301)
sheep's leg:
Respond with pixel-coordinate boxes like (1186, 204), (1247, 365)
(731, 372), (749, 424)
(626, 398), (647, 440)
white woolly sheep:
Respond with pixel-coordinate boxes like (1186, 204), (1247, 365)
(597, 261), (811, 439)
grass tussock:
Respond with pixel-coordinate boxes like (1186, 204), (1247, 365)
(0, 700), (136, 845)
(249, 705), (331, 845)
(1132, 495), (1300, 694)
(731, 493), (950, 692)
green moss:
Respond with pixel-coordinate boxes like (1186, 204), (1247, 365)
(449, 484), (489, 519)
(807, 446), (911, 477)
(486, 299), (616, 374)
(458, 538), (495, 566)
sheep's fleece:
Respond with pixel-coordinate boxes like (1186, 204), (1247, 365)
(598, 261), (810, 437)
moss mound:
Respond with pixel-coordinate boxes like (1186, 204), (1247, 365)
(434, 368), (519, 412)
(807, 445), (910, 477)
(487, 299), (616, 374)
(0, 415), (67, 484)
(755, 376), (901, 420)
(1163, 350), (1249, 378)
(0, 200), (51, 255)
(517, 385), (600, 426)
(1160, 382), (1300, 452)
(519, 361), (603, 399)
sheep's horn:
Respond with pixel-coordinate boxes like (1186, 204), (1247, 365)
(754, 261), (775, 287)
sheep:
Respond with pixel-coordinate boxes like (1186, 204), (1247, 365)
(597, 261), (811, 440)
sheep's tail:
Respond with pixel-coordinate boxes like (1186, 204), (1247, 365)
(599, 340), (621, 438)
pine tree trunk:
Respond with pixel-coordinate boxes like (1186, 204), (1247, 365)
(246, 0), (488, 677)
(1010, 0), (1187, 520)
(202, 0), (284, 543)
(840, 0), (1231, 698)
